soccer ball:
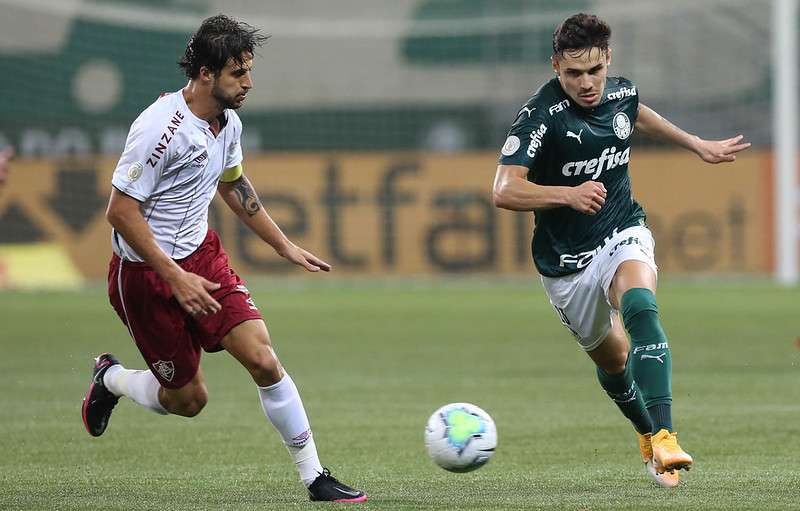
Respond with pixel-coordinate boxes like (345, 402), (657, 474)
(424, 402), (497, 472)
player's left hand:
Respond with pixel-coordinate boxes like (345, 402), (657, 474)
(694, 135), (751, 164)
(279, 242), (332, 272)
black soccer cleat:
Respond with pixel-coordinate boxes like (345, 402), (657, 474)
(81, 353), (121, 437)
(307, 468), (367, 503)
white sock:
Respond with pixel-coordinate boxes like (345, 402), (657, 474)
(258, 373), (323, 486)
(104, 365), (168, 415)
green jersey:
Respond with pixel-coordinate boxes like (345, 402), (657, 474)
(498, 76), (646, 277)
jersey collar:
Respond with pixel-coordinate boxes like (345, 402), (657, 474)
(553, 77), (612, 114)
(177, 90), (230, 134)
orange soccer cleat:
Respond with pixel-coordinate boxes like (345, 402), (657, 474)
(637, 432), (681, 488)
(651, 429), (693, 474)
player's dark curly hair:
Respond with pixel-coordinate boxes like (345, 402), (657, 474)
(179, 14), (269, 79)
(552, 13), (611, 57)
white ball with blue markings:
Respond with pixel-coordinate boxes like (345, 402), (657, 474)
(424, 402), (497, 472)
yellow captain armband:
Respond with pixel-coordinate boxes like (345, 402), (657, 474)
(219, 164), (243, 183)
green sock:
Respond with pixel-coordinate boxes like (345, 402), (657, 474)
(596, 363), (653, 435)
(621, 288), (673, 432)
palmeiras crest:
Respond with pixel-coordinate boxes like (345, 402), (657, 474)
(613, 112), (631, 140)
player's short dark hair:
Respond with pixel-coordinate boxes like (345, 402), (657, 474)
(179, 14), (269, 79)
(552, 13), (611, 57)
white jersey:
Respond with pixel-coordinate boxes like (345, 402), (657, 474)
(111, 90), (243, 261)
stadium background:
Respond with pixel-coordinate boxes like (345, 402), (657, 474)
(1, 2), (799, 510)
(0, 0), (786, 285)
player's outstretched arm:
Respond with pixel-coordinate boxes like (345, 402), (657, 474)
(217, 175), (331, 272)
(493, 164), (607, 215)
(106, 188), (221, 316)
(635, 103), (751, 164)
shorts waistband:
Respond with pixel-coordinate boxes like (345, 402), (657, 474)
(113, 254), (156, 270)
(112, 230), (217, 270)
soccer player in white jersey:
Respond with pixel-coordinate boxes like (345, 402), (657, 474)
(81, 15), (366, 503)
(493, 13), (750, 487)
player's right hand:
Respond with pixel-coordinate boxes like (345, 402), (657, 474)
(568, 180), (607, 215)
(167, 269), (222, 317)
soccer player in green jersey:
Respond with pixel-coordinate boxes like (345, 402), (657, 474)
(493, 13), (750, 487)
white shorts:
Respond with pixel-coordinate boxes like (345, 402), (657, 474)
(540, 225), (658, 351)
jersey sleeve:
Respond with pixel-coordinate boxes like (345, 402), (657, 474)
(497, 103), (552, 170)
(111, 111), (168, 202)
(223, 111), (243, 170)
(219, 164), (242, 183)
(631, 83), (640, 124)
(619, 76), (640, 124)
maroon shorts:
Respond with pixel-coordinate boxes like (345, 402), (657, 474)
(108, 229), (263, 388)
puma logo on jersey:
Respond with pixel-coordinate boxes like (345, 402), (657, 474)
(561, 146), (630, 179)
(518, 106), (536, 118)
(640, 353), (666, 363)
(566, 129), (583, 144)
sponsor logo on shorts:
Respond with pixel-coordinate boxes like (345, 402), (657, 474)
(152, 360), (175, 382)
(558, 230), (651, 269)
(558, 229), (620, 269)
(559, 251), (596, 270)
(608, 236), (642, 257)
(640, 353), (667, 363)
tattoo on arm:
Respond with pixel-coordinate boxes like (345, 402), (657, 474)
(232, 176), (261, 216)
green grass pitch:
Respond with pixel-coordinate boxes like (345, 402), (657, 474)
(1, 279), (798, 510)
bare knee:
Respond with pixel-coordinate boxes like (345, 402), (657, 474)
(597, 352), (628, 375)
(589, 316), (630, 374)
(221, 321), (284, 386)
(162, 385), (209, 417)
(178, 393), (208, 417)
(247, 346), (283, 387)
